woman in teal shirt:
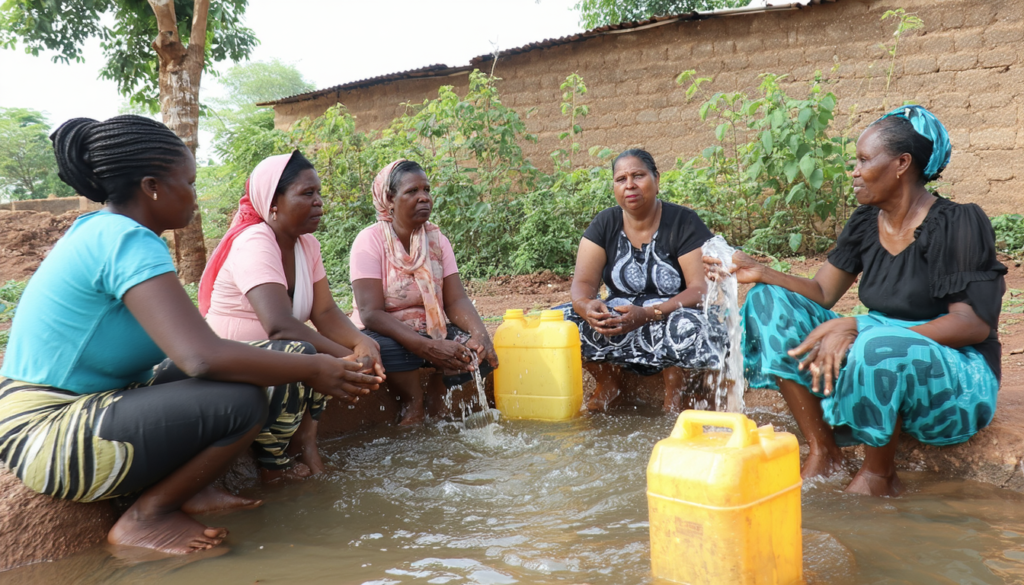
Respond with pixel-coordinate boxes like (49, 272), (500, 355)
(0, 115), (382, 555)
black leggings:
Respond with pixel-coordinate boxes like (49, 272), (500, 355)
(98, 378), (267, 496)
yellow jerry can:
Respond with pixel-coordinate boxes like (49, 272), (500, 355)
(492, 309), (583, 421)
(647, 410), (802, 585)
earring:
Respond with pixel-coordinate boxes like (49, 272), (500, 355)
(389, 207), (394, 216)
(152, 190), (158, 201)
(896, 173), (901, 180)
(272, 211), (277, 221)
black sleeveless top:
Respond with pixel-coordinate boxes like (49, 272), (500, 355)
(827, 197), (1007, 380)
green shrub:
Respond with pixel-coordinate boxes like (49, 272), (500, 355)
(672, 71), (857, 256)
(992, 214), (1024, 257)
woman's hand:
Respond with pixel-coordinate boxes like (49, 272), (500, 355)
(305, 354), (384, 403)
(466, 336), (499, 369)
(703, 250), (767, 284)
(576, 298), (615, 334)
(600, 304), (650, 337)
(788, 317), (859, 397)
(421, 338), (474, 372)
(352, 335), (386, 378)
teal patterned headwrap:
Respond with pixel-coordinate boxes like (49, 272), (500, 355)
(880, 105), (951, 182)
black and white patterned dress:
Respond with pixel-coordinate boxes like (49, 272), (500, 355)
(557, 202), (727, 376)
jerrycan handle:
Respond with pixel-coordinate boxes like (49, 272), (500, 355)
(671, 410), (756, 449)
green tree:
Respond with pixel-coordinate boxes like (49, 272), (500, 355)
(0, 107), (74, 200)
(1, 0), (258, 282)
(575, 0), (747, 28)
(198, 60), (313, 238)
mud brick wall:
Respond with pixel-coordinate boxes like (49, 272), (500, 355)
(273, 0), (1023, 215)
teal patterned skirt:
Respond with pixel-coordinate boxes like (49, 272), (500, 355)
(742, 284), (999, 448)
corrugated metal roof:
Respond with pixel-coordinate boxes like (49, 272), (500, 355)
(258, 0), (837, 107)
(256, 63), (473, 106)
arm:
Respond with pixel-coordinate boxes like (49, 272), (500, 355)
(569, 238), (615, 334)
(352, 278), (472, 372)
(441, 273), (498, 368)
(788, 301), (989, 398)
(124, 273), (381, 401)
(910, 302), (990, 348)
(707, 251), (857, 310)
(246, 278), (383, 374)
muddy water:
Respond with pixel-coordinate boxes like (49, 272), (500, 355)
(5, 410), (1024, 584)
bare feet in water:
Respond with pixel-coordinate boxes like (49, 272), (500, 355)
(260, 461), (312, 483)
(587, 386), (621, 412)
(181, 485), (262, 515)
(845, 467), (904, 497)
(801, 445), (846, 479)
(108, 509), (227, 555)
(287, 417), (325, 476)
(399, 402), (426, 426)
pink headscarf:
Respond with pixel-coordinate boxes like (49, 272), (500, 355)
(198, 153), (293, 316)
(372, 160), (448, 340)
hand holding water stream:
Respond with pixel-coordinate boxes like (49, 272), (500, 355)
(702, 250), (767, 284)
(465, 337), (499, 369)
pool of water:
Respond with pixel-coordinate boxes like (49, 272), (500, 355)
(4, 408), (1024, 584)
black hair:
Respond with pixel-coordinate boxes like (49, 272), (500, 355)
(612, 148), (659, 178)
(49, 115), (189, 205)
(866, 115), (935, 184)
(275, 150), (316, 196)
(386, 160), (426, 199)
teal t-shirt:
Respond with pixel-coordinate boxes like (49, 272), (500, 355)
(1, 211), (177, 394)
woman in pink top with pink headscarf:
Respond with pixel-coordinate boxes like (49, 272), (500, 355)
(351, 160), (498, 425)
(200, 150), (383, 481)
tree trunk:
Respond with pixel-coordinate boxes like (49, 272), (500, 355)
(148, 0), (210, 283)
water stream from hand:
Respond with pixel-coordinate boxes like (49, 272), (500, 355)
(701, 235), (745, 412)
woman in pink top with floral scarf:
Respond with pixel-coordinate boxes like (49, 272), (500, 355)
(351, 160), (499, 425)
(200, 150), (383, 481)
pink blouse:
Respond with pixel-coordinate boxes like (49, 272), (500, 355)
(206, 223), (326, 341)
(348, 224), (458, 333)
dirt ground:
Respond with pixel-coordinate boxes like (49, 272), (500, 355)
(2, 209), (1023, 488)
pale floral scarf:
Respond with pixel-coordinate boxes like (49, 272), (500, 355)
(371, 160), (448, 340)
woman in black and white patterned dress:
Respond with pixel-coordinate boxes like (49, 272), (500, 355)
(558, 149), (726, 412)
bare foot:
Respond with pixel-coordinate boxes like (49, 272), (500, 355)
(587, 387), (621, 412)
(108, 509), (227, 555)
(295, 444), (325, 475)
(801, 446), (846, 479)
(399, 403), (425, 426)
(260, 461), (312, 483)
(181, 485), (262, 515)
(845, 468), (904, 497)
(287, 432), (324, 476)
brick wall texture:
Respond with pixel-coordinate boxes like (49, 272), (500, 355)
(272, 0), (1023, 215)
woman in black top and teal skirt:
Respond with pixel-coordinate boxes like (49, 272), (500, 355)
(709, 106), (1006, 497)
(560, 149), (727, 413)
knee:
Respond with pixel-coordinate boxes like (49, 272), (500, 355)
(232, 383), (270, 429)
(288, 340), (316, 355)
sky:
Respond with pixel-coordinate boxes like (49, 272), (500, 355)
(0, 0), (583, 135)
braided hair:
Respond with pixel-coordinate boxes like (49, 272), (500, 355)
(50, 115), (189, 205)
(386, 160), (426, 198)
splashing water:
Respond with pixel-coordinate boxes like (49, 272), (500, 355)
(702, 235), (745, 413)
(463, 352), (501, 430)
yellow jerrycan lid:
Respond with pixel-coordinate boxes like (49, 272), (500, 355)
(648, 410), (801, 509)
